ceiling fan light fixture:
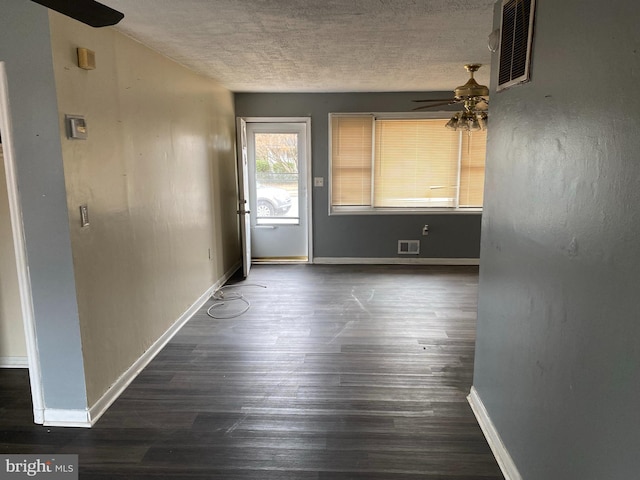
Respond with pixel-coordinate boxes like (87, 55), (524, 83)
(446, 110), (487, 132)
(477, 112), (488, 130)
(445, 115), (459, 130)
(459, 113), (473, 132)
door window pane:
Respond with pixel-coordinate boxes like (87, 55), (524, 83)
(254, 133), (299, 224)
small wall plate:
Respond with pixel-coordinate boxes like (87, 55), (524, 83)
(79, 204), (90, 227)
(77, 47), (96, 70)
(66, 114), (87, 140)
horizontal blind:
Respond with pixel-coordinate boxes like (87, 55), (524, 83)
(374, 119), (459, 208)
(459, 130), (487, 207)
(331, 116), (373, 206)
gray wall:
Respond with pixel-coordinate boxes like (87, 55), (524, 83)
(235, 93), (482, 259)
(0, 3), (87, 409)
(473, 1), (640, 479)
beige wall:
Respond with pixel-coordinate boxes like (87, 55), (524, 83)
(0, 145), (27, 360)
(49, 13), (240, 405)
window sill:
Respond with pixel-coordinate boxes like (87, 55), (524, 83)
(329, 207), (482, 216)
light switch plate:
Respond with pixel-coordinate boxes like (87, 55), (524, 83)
(80, 205), (90, 227)
(314, 177), (324, 187)
(66, 114), (87, 140)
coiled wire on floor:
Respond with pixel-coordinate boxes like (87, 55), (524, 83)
(206, 283), (267, 319)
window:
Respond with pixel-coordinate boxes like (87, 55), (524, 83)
(330, 114), (487, 213)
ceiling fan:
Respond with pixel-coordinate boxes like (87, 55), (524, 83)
(413, 64), (489, 131)
(31, 0), (124, 27)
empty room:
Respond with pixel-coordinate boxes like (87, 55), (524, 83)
(1, 1), (638, 479)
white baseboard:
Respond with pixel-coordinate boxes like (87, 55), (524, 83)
(313, 257), (480, 266)
(0, 356), (29, 368)
(467, 386), (522, 480)
(86, 261), (241, 426)
(43, 408), (91, 428)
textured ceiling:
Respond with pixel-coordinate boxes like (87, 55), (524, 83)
(100, 0), (495, 93)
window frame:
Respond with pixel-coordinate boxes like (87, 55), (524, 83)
(328, 112), (485, 215)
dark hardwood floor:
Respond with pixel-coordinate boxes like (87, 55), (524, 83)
(0, 264), (502, 479)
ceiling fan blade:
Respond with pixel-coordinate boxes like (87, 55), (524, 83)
(412, 98), (458, 103)
(412, 101), (460, 110)
(31, 0), (124, 27)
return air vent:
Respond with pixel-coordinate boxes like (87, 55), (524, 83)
(398, 240), (420, 255)
(497, 0), (536, 91)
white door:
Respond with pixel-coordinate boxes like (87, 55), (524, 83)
(236, 118), (251, 277)
(245, 121), (310, 260)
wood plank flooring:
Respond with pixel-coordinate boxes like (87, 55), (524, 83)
(0, 264), (502, 479)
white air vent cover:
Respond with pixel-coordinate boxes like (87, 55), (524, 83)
(398, 240), (420, 255)
(497, 0), (536, 91)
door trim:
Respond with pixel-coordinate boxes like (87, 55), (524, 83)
(0, 62), (45, 423)
(240, 117), (313, 263)
(236, 117), (251, 277)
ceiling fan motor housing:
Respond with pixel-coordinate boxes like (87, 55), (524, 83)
(411, 64), (489, 115)
(454, 64), (489, 99)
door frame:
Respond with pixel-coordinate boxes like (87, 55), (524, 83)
(239, 117), (313, 263)
(236, 117), (251, 277)
(0, 62), (45, 423)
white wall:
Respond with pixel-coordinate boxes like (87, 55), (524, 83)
(49, 12), (240, 407)
(0, 145), (27, 364)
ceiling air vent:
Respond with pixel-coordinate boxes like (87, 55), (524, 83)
(497, 0), (536, 91)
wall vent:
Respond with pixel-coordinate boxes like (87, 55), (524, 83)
(497, 0), (536, 91)
(398, 240), (420, 255)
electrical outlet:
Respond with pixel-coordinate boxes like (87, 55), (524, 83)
(422, 225), (429, 236)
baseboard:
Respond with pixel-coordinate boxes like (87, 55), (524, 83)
(43, 408), (91, 428)
(0, 356), (29, 368)
(313, 257), (480, 266)
(87, 261), (241, 426)
(467, 386), (522, 480)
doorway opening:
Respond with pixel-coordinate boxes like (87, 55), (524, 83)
(237, 118), (312, 274)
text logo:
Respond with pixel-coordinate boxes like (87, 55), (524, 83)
(0, 456), (77, 479)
